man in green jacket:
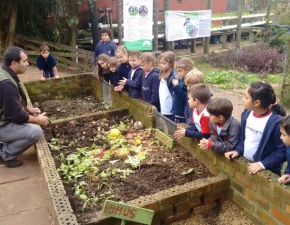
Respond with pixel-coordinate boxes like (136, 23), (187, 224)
(0, 46), (48, 168)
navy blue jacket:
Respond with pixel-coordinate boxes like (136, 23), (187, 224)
(109, 71), (119, 86)
(142, 68), (160, 111)
(185, 123), (211, 139)
(94, 40), (117, 65)
(185, 101), (192, 125)
(117, 63), (131, 81)
(126, 66), (143, 98)
(172, 78), (187, 117)
(235, 110), (286, 175)
(284, 147), (290, 175)
(36, 54), (56, 70)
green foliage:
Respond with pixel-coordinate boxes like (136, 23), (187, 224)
(204, 70), (281, 90)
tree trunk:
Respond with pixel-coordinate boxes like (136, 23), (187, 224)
(6, 4), (18, 47)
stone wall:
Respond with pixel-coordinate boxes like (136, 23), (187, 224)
(176, 137), (290, 225)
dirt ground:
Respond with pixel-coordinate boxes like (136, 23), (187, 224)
(27, 65), (253, 224)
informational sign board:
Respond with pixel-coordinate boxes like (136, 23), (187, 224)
(165, 10), (212, 41)
(102, 200), (154, 224)
(123, 0), (153, 51)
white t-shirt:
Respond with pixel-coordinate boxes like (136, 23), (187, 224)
(244, 110), (272, 161)
(192, 106), (210, 134)
(159, 78), (173, 115)
(217, 124), (224, 135)
(130, 68), (137, 80)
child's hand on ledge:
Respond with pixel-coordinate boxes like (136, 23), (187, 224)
(40, 77), (46, 81)
(225, 151), (238, 160)
(198, 138), (208, 150)
(248, 162), (263, 175)
(278, 174), (290, 184)
(174, 127), (186, 139)
(118, 77), (127, 86)
(55, 75), (60, 79)
(114, 85), (124, 92)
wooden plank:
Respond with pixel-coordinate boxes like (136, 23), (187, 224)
(14, 34), (91, 54)
(26, 51), (87, 59)
(102, 200), (154, 225)
(155, 129), (174, 149)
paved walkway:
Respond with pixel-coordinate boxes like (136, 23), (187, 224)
(0, 146), (54, 225)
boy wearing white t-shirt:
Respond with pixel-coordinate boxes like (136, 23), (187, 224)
(174, 84), (211, 139)
(199, 98), (240, 153)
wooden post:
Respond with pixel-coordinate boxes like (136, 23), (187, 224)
(117, 0), (123, 45)
(222, 20), (227, 49)
(191, 39), (196, 53)
(222, 32), (227, 48)
(249, 29), (254, 43)
(153, 0), (159, 51)
(203, 0), (211, 55)
(264, 0), (271, 42)
(236, 0), (244, 49)
(6, 6), (18, 47)
(164, 0), (171, 50)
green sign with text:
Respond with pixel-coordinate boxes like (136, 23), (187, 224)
(102, 200), (154, 225)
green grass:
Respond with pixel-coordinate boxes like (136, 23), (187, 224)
(195, 62), (282, 90)
(195, 62), (220, 74)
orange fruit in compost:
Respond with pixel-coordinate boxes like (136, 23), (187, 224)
(109, 128), (121, 138)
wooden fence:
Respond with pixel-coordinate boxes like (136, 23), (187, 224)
(14, 34), (93, 73)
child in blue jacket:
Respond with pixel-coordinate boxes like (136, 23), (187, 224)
(94, 28), (117, 65)
(172, 58), (195, 123)
(118, 50), (143, 98)
(139, 52), (160, 112)
(225, 81), (286, 176)
(278, 115), (290, 184)
(114, 46), (131, 92)
(174, 84), (211, 140)
(36, 45), (60, 81)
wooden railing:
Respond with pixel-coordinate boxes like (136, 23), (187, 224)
(14, 34), (93, 73)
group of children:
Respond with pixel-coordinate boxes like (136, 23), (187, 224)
(37, 28), (290, 184)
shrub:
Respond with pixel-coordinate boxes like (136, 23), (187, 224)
(236, 44), (285, 74)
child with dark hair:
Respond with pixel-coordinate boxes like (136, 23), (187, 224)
(199, 98), (240, 153)
(96, 54), (110, 82)
(117, 50), (143, 98)
(107, 57), (120, 86)
(278, 115), (290, 184)
(225, 81), (286, 176)
(174, 83), (211, 139)
(36, 44), (60, 81)
(139, 52), (160, 111)
(94, 28), (117, 66)
(158, 51), (176, 121)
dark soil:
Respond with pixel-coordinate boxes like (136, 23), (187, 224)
(43, 115), (213, 224)
(37, 95), (110, 120)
